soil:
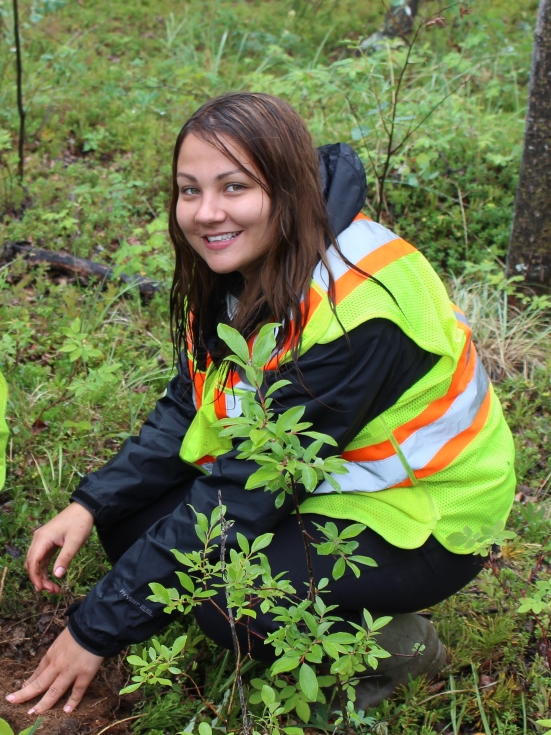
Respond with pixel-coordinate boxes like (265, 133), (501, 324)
(0, 602), (141, 735)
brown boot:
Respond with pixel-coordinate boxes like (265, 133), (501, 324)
(354, 614), (447, 712)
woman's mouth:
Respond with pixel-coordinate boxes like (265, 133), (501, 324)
(203, 231), (243, 250)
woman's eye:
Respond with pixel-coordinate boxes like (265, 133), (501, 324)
(181, 186), (199, 196)
(226, 183), (245, 193)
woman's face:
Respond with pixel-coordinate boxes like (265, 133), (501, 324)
(176, 133), (272, 279)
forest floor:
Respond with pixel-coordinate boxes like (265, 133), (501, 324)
(1, 0), (549, 733)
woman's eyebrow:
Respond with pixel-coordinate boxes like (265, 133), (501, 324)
(176, 168), (245, 181)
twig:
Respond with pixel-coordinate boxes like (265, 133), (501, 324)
(456, 184), (469, 260)
(290, 477), (316, 601)
(0, 241), (160, 298)
(376, 10), (422, 222)
(183, 671), (226, 721)
(0, 565), (8, 605)
(95, 714), (145, 735)
(334, 674), (352, 735)
(218, 490), (251, 735)
(12, 0), (25, 181)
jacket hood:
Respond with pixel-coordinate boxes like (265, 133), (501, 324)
(318, 142), (367, 238)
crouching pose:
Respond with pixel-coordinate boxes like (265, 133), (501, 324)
(7, 92), (515, 716)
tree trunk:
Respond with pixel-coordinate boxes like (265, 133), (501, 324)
(506, 0), (551, 287)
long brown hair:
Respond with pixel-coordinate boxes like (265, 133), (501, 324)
(168, 92), (338, 371)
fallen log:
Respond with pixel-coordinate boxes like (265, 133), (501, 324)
(0, 240), (162, 299)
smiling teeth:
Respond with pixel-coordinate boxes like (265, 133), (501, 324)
(206, 232), (241, 242)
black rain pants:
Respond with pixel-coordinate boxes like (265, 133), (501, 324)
(97, 476), (484, 662)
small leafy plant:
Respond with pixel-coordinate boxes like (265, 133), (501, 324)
(126, 324), (392, 734)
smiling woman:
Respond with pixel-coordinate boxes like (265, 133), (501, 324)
(7, 92), (516, 717)
(175, 134), (273, 278)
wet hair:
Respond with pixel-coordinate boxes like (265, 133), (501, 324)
(168, 92), (338, 370)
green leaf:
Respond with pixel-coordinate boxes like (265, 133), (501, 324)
(251, 533), (274, 553)
(148, 583), (171, 604)
(277, 406), (306, 433)
(339, 523), (366, 539)
(261, 685), (277, 706)
(20, 719), (45, 735)
(271, 655), (301, 675)
(252, 328), (277, 368)
(0, 720), (14, 735)
(250, 678), (266, 690)
(348, 555), (377, 567)
(245, 467), (281, 489)
(119, 682), (143, 695)
(283, 729), (303, 735)
(332, 556), (346, 580)
(325, 632), (357, 644)
(171, 635), (188, 656)
(295, 699), (311, 724)
(175, 572), (195, 593)
(236, 532), (250, 554)
(265, 379), (292, 397)
(370, 615), (393, 631)
(198, 722), (213, 735)
(301, 465), (318, 492)
(298, 663), (318, 702)
(217, 323), (250, 363)
(126, 655), (147, 667)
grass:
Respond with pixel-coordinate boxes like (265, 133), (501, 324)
(1, 0), (551, 733)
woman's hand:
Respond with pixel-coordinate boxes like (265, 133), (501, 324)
(5, 627), (103, 714)
(26, 503), (95, 594)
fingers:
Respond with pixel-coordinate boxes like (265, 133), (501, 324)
(26, 537), (60, 593)
(52, 533), (85, 581)
(6, 628), (104, 714)
(62, 676), (94, 714)
(25, 505), (95, 594)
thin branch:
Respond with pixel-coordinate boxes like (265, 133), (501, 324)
(12, 0), (25, 181)
(290, 477), (316, 601)
(0, 565), (8, 606)
(376, 8), (423, 221)
(183, 671), (226, 721)
(335, 674), (352, 735)
(394, 80), (468, 155)
(95, 714), (146, 735)
(218, 491), (252, 735)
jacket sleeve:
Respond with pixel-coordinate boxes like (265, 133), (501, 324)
(69, 319), (438, 656)
(70, 359), (198, 528)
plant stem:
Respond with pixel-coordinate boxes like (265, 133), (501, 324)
(290, 476), (316, 601)
(12, 0), (25, 181)
(218, 491), (251, 735)
(334, 674), (351, 735)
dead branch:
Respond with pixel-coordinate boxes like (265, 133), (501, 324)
(0, 240), (161, 299)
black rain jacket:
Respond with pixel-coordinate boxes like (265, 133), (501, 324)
(69, 144), (437, 656)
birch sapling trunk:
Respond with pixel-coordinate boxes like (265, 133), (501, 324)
(506, 0), (551, 288)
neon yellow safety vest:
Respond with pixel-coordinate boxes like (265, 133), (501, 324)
(0, 369), (8, 491)
(180, 214), (516, 552)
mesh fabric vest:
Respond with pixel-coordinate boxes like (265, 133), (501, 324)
(180, 216), (515, 552)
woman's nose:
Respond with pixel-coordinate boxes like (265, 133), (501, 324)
(194, 194), (225, 225)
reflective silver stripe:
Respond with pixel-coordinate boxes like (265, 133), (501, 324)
(224, 378), (256, 418)
(201, 462), (214, 474)
(314, 355), (490, 494)
(453, 309), (470, 327)
(312, 219), (398, 292)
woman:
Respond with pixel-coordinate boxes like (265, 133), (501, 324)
(7, 93), (515, 716)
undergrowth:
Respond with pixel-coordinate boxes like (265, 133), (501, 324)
(1, 0), (550, 733)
